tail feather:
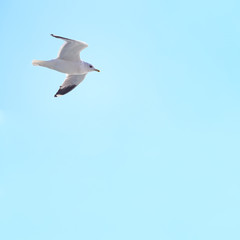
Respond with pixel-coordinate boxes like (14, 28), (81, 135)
(32, 60), (45, 66)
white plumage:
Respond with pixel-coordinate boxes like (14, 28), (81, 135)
(32, 34), (100, 97)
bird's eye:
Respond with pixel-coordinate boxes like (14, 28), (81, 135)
(90, 65), (93, 68)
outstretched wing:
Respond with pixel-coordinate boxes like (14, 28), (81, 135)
(54, 74), (87, 97)
(51, 34), (88, 61)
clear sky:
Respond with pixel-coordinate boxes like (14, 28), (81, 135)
(1, 0), (240, 239)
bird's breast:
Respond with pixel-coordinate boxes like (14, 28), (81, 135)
(49, 59), (84, 74)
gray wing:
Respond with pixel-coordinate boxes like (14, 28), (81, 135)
(54, 74), (87, 97)
(51, 34), (88, 61)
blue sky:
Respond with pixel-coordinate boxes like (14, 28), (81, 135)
(1, 0), (240, 239)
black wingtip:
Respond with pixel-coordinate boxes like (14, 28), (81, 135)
(50, 34), (73, 42)
(54, 85), (77, 97)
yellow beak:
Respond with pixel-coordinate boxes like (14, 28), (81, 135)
(94, 69), (100, 72)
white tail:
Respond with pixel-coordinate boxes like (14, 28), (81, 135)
(32, 60), (45, 66)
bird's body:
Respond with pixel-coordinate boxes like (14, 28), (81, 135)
(32, 34), (100, 97)
(33, 59), (89, 75)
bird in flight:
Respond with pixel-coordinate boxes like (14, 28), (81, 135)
(32, 34), (100, 97)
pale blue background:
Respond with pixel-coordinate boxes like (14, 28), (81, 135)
(1, 0), (240, 239)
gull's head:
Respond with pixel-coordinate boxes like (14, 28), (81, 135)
(88, 63), (100, 73)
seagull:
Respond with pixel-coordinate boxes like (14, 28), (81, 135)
(32, 34), (100, 97)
